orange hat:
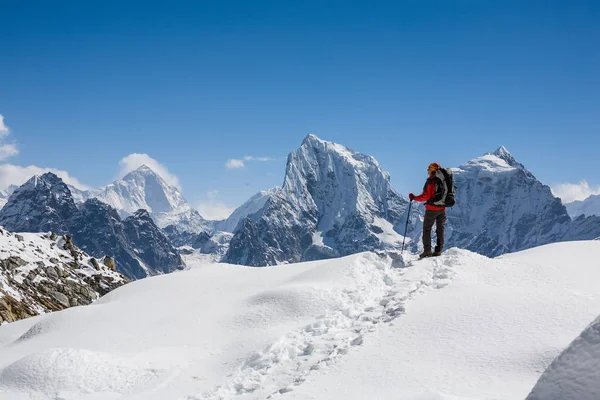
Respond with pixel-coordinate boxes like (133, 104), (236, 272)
(428, 162), (441, 174)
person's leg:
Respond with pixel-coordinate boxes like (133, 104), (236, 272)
(434, 210), (446, 255)
(421, 210), (435, 256)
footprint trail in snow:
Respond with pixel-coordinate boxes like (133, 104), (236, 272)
(190, 250), (458, 400)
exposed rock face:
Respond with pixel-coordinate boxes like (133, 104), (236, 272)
(123, 210), (184, 275)
(0, 229), (127, 325)
(0, 174), (78, 234)
(226, 134), (410, 266)
(70, 199), (150, 279)
(0, 173), (184, 280)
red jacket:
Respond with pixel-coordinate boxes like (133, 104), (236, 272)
(413, 181), (446, 211)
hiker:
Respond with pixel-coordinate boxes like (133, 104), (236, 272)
(409, 162), (450, 258)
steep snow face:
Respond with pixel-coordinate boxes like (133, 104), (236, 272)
(95, 165), (187, 214)
(226, 134), (410, 266)
(565, 194), (600, 218)
(445, 147), (572, 256)
(526, 314), (600, 400)
(214, 188), (278, 233)
(78, 165), (210, 233)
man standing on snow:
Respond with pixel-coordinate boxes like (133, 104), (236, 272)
(409, 162), (447, 259)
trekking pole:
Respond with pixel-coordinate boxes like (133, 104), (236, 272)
(401, 200), (413, 253)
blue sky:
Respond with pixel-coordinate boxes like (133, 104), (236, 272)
(1, 1), (598, 217)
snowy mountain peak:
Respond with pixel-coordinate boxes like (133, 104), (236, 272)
(21, 172), (61, 190)
(226, 136), (409, 266)
(95, 165), (187, 215)
(493, 145), (511, 158)
(490, 145), (521, 168)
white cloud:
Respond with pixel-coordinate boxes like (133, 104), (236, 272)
(0, 144), (19, 160)
(226, 156), (272, 169)
(0, 164), (90, 192)
(551, 180), (600, 203)
(0, 115), (9, 136)
(195, 190), (235, 220)
(118, 153), (181, 189)
(226, 159), (246, 169)
(0, 114), (18, 161)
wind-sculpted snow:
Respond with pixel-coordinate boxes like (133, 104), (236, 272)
(226, 134), (412, 266)
(2, 241), (598, 399)
(526, 314), (600, 400)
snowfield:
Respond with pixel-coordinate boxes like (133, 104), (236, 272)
(1, 241), (599, 400)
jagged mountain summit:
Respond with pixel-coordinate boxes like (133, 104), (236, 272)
(442, 146), (572, 256)
(76, 165), (210, 234)
(0, 173), (184, 280)
(226, 134), (411, 266)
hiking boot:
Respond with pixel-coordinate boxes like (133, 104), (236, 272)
(433, 246), (443, 257)
(419, 249), (433, 259)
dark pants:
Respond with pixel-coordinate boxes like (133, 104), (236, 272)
(423, 209), (446, 251)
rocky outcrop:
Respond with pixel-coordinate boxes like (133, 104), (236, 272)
(123, 210), (184, 275)
(0, 229), (127, 325)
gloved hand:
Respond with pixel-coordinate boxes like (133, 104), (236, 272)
(409, 193), (415, 201)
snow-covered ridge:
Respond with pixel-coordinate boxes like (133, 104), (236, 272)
(214, 187), (278, 233)
(565, 193), (600, 218)
(0, 229), (127, 325)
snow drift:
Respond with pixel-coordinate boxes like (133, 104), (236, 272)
(0, 241), (599, 400)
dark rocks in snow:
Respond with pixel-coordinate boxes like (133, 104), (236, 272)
(0, 231), (127, 324)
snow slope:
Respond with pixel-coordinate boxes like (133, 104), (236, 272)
(0, 241), (599, 400)
(526, 313), (600, 400)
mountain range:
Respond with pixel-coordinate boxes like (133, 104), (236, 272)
(0, 173), (184, 280)
(0, 134), (599, 271)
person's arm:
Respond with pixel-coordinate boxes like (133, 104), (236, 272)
(411, 182), (434, 202)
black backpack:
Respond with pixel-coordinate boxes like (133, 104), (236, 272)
(439, 168), (456, 207)
(427, 168), (456, 208)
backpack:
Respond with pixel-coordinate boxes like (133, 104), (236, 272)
(427, 168), (456, 207)
(439, 168), (456, 207)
